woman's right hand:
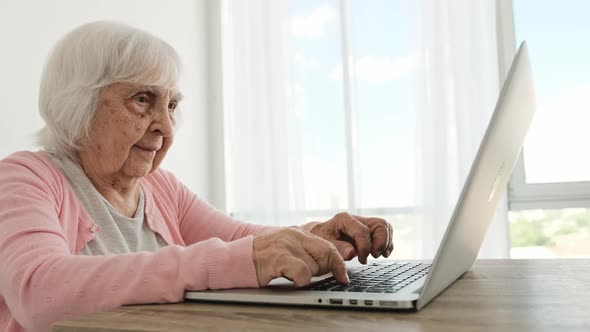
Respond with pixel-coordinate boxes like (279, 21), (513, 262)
(252, 227), (349, 287)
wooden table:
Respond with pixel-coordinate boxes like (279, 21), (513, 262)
(53, 259), (590, 332)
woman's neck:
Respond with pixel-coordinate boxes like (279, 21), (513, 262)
(77, 156), (142, 218)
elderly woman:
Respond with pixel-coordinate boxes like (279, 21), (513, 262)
(0, 21), (393, 332)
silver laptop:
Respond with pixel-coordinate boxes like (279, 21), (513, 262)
(185, 41), (536, 311)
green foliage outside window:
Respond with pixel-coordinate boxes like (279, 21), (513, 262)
(510, 208), (590, 248)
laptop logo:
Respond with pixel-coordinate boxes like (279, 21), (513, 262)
(487, 162), (505, 202)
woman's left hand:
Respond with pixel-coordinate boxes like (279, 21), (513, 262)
(309, 212), (393, 264)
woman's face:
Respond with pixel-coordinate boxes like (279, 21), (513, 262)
(79, 82), (181, 179)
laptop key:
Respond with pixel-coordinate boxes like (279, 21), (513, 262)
(365, 289), (385, 293)
(329, 285), (349, 291)
(346, 287), (365, 292)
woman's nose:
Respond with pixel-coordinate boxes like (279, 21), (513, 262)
(150, 104), (175, 137)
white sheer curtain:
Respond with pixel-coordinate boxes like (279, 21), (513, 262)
(220, 0), (510, 258)
(413, 0), (509, 258)
(221, 0), (306, 225)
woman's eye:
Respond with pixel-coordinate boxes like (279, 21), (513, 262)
(135, 93), (150, 104)
(168, 101), (177, 111)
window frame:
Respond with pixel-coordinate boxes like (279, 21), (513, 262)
(499, 0), (590, 211)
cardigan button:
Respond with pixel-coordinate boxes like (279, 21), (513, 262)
(89, 224), (98, 233)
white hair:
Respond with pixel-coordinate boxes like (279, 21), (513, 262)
(37, 21), (182, 158)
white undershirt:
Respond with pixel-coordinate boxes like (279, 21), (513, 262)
(46, 152), (167, 255)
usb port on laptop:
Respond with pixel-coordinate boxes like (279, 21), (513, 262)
(329, 299), (343, 305)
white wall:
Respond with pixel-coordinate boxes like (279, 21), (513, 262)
(0, 0), (211, 197)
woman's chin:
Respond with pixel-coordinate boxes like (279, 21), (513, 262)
(123, 159), (155, 178)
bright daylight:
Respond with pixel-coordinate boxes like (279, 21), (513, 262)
(0, 0), (588, 331)
(290, 0), (590, 259)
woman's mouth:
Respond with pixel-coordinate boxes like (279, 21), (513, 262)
(133, 145), (159, 153)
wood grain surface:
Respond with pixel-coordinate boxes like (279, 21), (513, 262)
(52, 259), (590, 332)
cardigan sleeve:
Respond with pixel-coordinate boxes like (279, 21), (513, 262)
(149, 169), (282, 245)
(152, 169), (324, 245)
(0, 155), (259, 332)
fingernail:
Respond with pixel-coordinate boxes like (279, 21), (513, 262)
(345, 274), (350, 284)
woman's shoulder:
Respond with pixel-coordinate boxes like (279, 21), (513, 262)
(142, 167), (186, 196)
(144, 167), (177, 186)
(0, 150), (61, 180)
(0, 150), (67, 207)
(142, 168), (200, 205)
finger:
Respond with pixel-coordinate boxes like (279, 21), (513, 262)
(334, 213), (372, 264)
(370, 224), (389, 258)
(277, 255), (313, 287)
(300, 233), (349, 284)
(328, 249), (349, 284)
(382, 241), (392, 258)
(333, 240), (356, 260)
(298, 251), (321, 276)
(353, 216), (390, 258)
(384, 222), (394, 257)
(385, 242), (394, 257)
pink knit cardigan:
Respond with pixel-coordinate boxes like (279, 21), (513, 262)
(0, 151), (289, 331)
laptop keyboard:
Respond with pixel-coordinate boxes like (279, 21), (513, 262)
(304, 262), (431, 293)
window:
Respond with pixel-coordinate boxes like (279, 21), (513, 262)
(292, 0), (416, 213)
(291, 0), (422, 258)
(510, 208), (590, 258)
(508, 0), (590, 257)
(219, 0), (507, 259)
(292, 0), (350, 211)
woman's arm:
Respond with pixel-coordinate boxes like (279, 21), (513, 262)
(179, 196), (282, 244)
(151, 169), (282, 245)
(0, 158), (259, 331)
